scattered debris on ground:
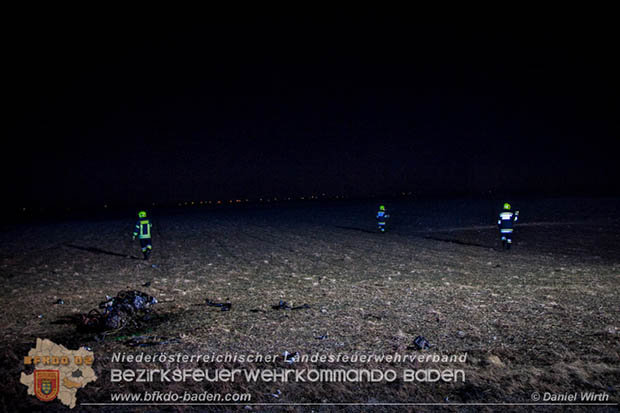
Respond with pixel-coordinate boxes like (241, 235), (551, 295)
(206, 298), (232, 311)
(412, 335), (431, 350)
(282, 351), (299, 363)
(272, 300), (310, 310)
(2, 198), (619, 409)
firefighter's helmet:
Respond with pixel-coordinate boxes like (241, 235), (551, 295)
(503, 203), (511, 210)
(138, 211), (147, 218)
(379, 205), (385, 211)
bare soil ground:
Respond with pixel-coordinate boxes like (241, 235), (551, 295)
(1, 198), (619, 412)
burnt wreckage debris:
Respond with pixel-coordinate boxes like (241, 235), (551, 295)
(75, 290), (159, 334)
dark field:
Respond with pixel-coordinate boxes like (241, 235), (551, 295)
(1, 198), (619, 412)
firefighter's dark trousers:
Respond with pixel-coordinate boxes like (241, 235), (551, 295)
(139, 238), (152, 259)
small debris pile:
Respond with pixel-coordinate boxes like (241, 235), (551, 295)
(76, 290), (158, 334)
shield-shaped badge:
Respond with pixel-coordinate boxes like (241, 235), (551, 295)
(34, 370), (60, 402)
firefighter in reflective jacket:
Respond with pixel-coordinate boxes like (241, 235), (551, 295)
(377, 205), (390, 232)
(498, 203), (519, 249)
(133, 211), (153, 260)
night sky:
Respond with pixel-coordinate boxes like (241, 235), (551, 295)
(6, 14), (618, 212)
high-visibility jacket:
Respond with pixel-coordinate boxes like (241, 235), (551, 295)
(377, 211), (388, 223)
(497, 211), (517, 233)
(134, 219), (152, 239)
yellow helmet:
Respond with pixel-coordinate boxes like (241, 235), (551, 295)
(138, 211), (147, 218)
(379, 205), (385, 211)
(503, 203), (511, 210)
